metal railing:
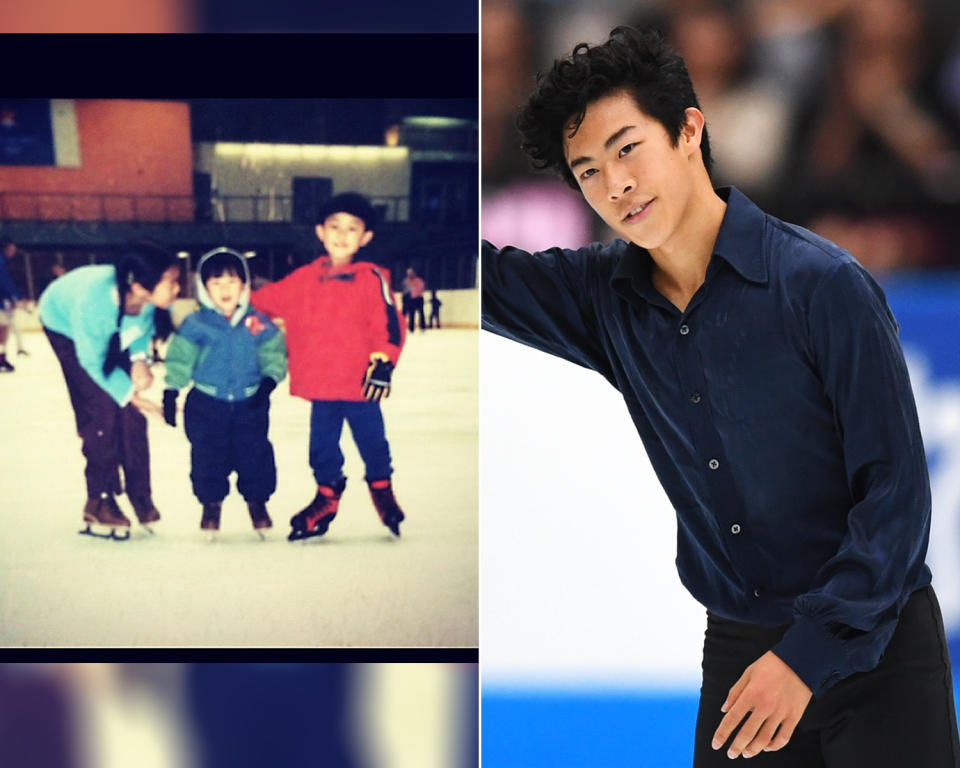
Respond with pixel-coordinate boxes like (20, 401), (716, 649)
(0, 191), (411, 224)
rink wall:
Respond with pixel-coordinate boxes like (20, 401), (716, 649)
(14, 288), (478, 332)
(482, 271), (960, 766)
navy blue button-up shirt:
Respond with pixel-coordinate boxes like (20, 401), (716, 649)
(481, 186), (932, 698)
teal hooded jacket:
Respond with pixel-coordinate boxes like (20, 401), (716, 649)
(164, 248), (287, 401)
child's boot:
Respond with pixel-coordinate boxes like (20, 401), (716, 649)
(368, 478), (405, 536)
(201, 501), (222, 532)
(247, 501), (272, 530)
(288, 479), (346, 541)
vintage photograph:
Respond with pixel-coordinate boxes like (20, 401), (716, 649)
(0, 97), (478, 647)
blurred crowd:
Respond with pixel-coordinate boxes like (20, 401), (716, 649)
(483, 0), (960, 273)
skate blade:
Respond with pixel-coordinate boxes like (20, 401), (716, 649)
(140, 523), (156, 535)
(255, 529), (269, 541)
(202, 530), (219, 543)
(79, 524), (130, 541)
(288, 527), (326, 542)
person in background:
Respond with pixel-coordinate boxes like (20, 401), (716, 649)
(428, 288), (442, 328)
(402, 267), (426, 332)
(0, 237), (28, 370)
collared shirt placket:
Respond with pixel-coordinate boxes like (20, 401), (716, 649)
(670, 273), (759, 598)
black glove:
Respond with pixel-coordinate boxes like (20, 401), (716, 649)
(162, 389), (178, 427)
(248, 377), (277, 409)
(362, 354), (394, 403)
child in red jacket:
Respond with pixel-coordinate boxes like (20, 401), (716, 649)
(251, 192), (407, 539)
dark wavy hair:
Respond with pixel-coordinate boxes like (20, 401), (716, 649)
(517, 26), (712, 189)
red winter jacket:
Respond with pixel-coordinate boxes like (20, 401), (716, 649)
(251, 257), (405, 401)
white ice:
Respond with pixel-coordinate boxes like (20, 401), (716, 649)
(480, 331), (705, 691)
(0, 328), (477, 647)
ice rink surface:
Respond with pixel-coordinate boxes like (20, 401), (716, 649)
(0, 327), (477, 647)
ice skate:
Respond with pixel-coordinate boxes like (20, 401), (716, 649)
(79, 496), (131, 540)
(247, 501), (272, 540)
(0, 354), (14, 373)
(368, 478), (405, 537)
(130, 496), (161, 534)
(288, 479), (345, 541)
(201, 501), (221, 542)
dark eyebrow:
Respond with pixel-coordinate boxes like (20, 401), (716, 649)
(568, 124), (636, 170)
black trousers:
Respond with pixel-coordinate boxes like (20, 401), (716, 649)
(183, 388), (276, 504)
(46, 327), (151, 501)
(407, 296), (425, 331)
(694, 585), (960, 767)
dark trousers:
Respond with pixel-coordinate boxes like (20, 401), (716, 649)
(183, 388), (276, 503)
(308, 400), (392, 486)
(407, 296), (425, 331)
(694, 585), (960, 767)
(45, 327), (151, 501)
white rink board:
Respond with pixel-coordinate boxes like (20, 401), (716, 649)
(0, 328), (477, 647)
(481, 331), (705, 690)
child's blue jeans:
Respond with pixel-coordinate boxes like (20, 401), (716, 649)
(309, 400), (393, 486)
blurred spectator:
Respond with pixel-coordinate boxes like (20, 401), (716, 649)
(786, 0), (960, 270)
(481, 0), (595, 250)
(668, 0), (795, 207)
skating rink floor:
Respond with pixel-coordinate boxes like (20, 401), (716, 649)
(0, 327), (477, 647)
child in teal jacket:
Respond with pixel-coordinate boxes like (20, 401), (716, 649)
(163, 247), (287, 535)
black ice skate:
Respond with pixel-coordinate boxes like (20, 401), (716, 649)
(368, 478), (405, 537)
(79, 496), (131, 540)
(247, 501), (272, 539)
(201, 501), (222, 541)
(0, 354), (14, 373)
(130, 496), (161, 533)
(288, 479), (346, 541)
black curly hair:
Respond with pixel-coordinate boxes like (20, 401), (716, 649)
(517, 26), (712, 189)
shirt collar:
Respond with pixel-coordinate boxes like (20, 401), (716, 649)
(610, 186), (768, 299)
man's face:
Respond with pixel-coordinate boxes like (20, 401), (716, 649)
(563, 90), (702, 255)
(204, 271), (243, 317)
(316, 213), (373, 265)
(147, 266), (181, 310)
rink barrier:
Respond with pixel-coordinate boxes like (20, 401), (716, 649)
(14, 289), (480, 332)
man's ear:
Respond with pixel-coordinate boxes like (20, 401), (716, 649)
(315, 225), (326, 243)
(681, 107), (705, 156)
(360, 231), (374, 247)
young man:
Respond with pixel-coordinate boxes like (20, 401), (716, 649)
(481, 27), (960, 766)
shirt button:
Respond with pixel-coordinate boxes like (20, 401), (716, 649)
(731, 523), (741, 534)
(679, 324), (690, 336)
(690, 392), (702, 404)
(708, 458), (719, 470)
